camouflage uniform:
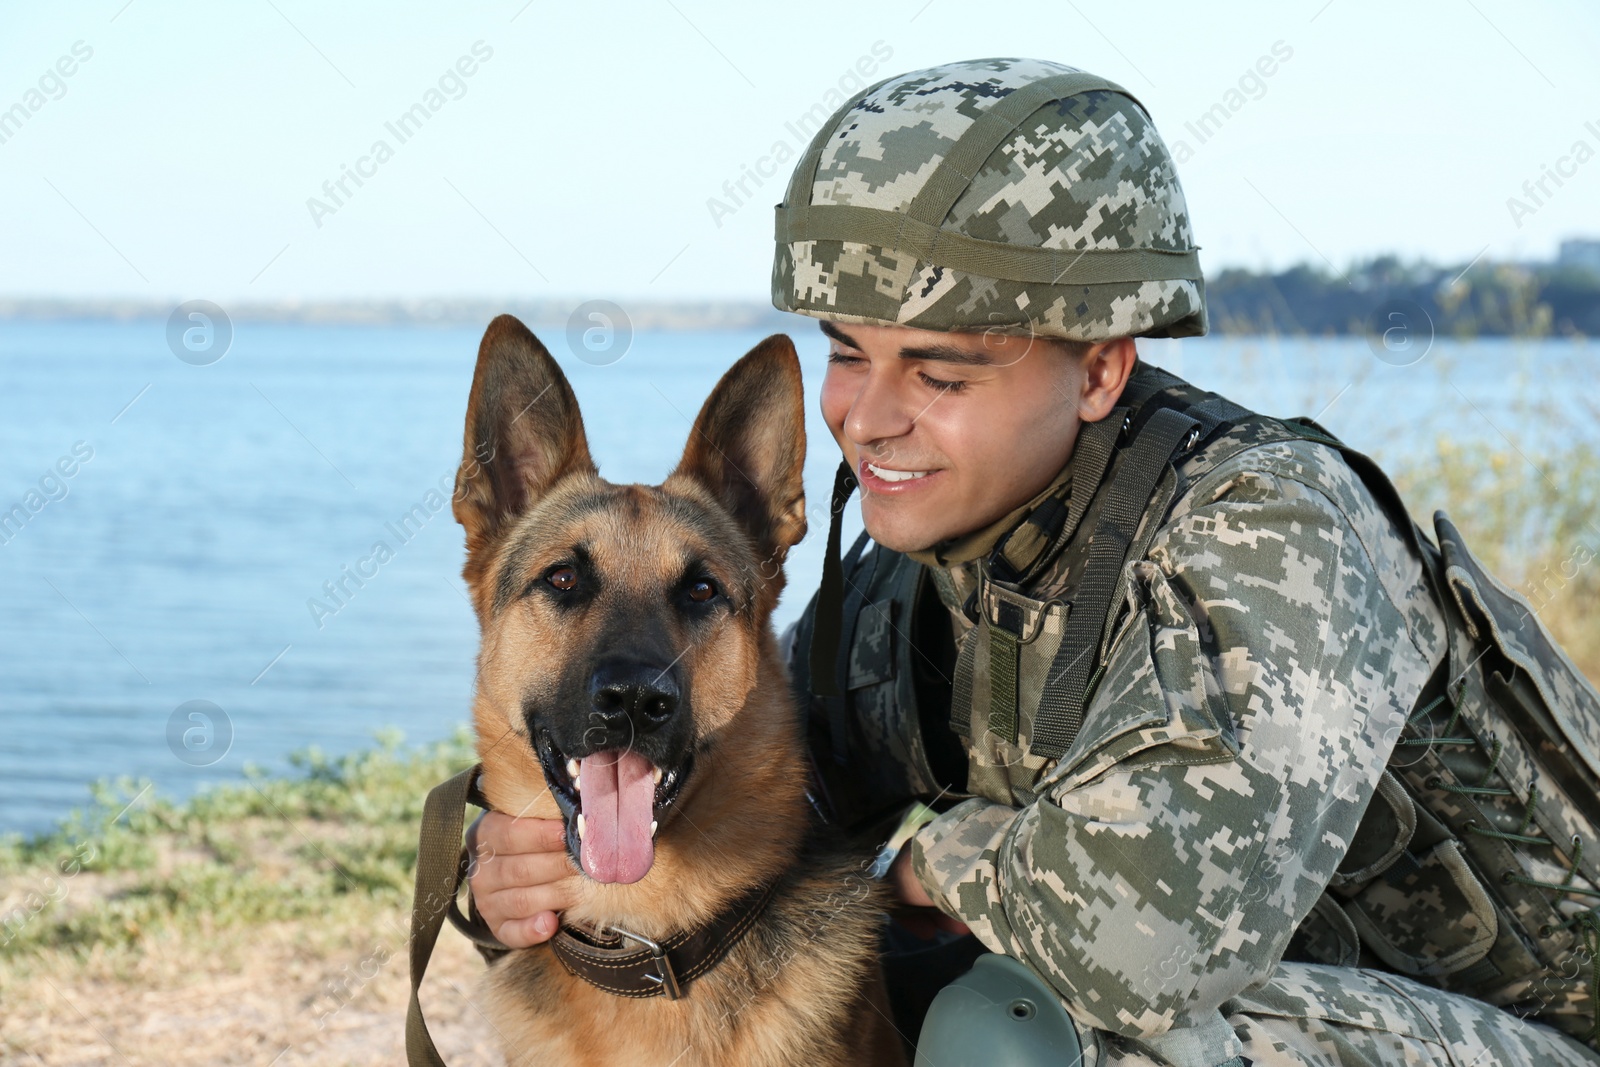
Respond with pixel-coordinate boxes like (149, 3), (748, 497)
(766, 55), (1600, 1066)
(782, 362), (1600, 1065)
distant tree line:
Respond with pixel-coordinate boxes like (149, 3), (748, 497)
(1206, 256), (1600, 338)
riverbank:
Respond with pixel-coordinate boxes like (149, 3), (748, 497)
(0, 729), (503, 1066)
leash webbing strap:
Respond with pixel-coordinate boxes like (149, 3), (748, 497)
(407, 763), (484, 1067)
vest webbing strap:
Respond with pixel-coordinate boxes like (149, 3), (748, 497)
(1032, 407), (1202, 758)
(987, 615), (1022, 743)
(1017, 411), (1122, 583)
(407, 764), (485, 1067)
(951, 623), (977, 737)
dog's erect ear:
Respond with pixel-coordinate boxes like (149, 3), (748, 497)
(669, 333), (807, 566)
(454, 315), (595, 567)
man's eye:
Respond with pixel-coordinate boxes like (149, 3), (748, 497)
(919, 372), (966, 393)
(826, 351), (863, 366)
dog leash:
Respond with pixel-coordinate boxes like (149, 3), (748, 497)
(407, 762), (498, 1067)
(406, 764), (783, 1063)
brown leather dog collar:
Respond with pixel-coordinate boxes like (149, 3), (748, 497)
(549, 879), (779, 1000)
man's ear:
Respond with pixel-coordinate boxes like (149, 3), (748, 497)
(453, 315), (595, 584)
(1078, 337), (1139, 422)
(667, 333), (807, 575)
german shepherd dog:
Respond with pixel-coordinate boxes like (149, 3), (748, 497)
(451, 316), (906, 1067)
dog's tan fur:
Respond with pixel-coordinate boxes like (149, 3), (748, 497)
(450, 315), (906, 1067)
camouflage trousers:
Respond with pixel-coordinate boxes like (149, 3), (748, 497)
(1080, 963), (1599, 1067)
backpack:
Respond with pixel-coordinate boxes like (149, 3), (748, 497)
(1287, 469), (1600, 1049)
(1068, 390), (1600, 1043)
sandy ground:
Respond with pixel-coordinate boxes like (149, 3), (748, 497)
(0, 913), (507, 1067)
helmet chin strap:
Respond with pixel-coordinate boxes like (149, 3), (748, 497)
(808, 458), (859, 697)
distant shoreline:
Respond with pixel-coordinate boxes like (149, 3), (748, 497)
(0, 297), (799, 332)
(3, 264), (1598, 337)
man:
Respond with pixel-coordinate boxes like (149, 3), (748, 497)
(467, 59), (1600, 1064)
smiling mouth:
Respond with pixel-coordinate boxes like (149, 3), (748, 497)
(861, 458), (942, 486)
(534, 727), (691, 884)
(866, 461), (930, 481)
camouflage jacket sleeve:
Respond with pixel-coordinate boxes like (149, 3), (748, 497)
(908, 440), (1446, 1041)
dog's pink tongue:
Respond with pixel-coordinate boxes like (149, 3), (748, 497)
(579, 750), (656, 884)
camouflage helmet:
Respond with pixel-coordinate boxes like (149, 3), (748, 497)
(771, 57), (1206, 342)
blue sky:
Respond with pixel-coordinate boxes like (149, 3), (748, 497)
(1, 0), (1597, 304)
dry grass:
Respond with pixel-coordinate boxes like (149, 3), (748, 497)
(0, 900), (502, 1067)
(1388, 431), (1600, 685)
(0, 730), (504, 1066)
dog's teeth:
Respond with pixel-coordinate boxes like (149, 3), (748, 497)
(577, 812), (586, 839)
(573, 775), (580, 792)
(566, 758), (580, 779)
(652, 766), (663, 786)
(651, 820), (659, 838)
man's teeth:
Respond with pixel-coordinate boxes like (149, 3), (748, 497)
(867, 462), (929, 482)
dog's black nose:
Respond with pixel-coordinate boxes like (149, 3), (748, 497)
(588, 660), (680, 734)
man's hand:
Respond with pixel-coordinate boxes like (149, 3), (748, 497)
(466, 810), (582, 948)
(889, 846), (971, 937)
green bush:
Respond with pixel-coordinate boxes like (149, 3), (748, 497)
(0, 726), (476, 960)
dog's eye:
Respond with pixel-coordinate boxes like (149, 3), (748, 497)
(547, 565), (578, 592)
(688, 577), (718, 603)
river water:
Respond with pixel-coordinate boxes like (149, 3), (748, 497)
(0, 320), (1591, 836)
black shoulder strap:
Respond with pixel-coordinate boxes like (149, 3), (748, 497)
(1028, 405), (1435, 763)
(809, 459), (861, 698)
(1031, 406), (1205, 758)
(826, 530), (876, 763)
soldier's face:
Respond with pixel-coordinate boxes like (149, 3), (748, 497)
(818, 321), (1134, 554)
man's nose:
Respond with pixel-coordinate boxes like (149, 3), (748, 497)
(842, 365), (917, 448)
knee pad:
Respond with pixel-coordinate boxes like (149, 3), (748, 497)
(914, 953), (1084, 1066)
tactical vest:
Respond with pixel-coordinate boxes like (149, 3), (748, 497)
(791, 362), (1600, 1049)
